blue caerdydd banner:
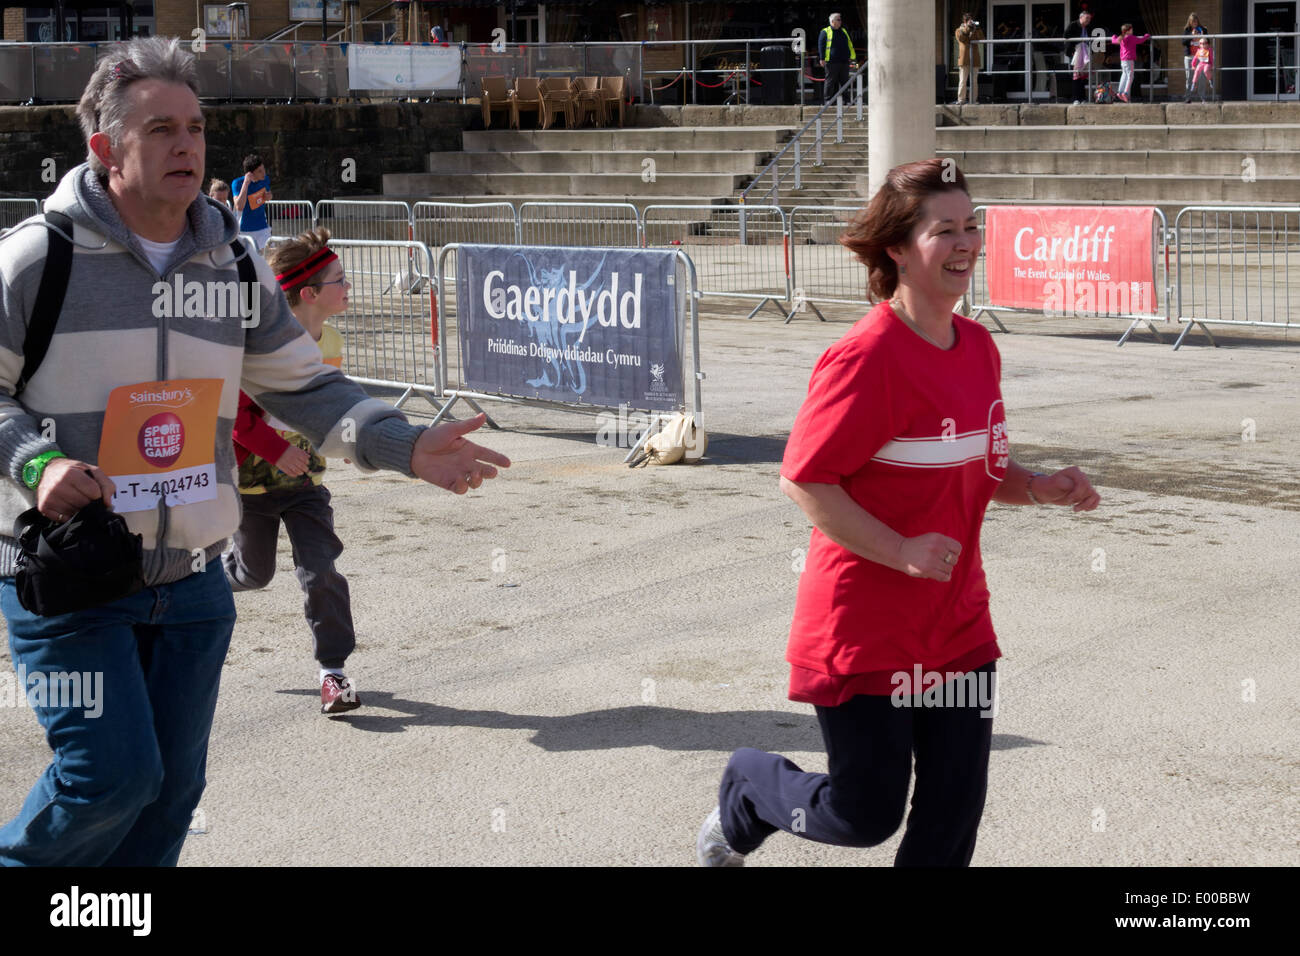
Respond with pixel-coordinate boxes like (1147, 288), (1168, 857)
(457, 245), (684, 412)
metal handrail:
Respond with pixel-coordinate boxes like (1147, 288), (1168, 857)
(330, 1), (400, 43)
(739, 64), (866, 207)
(265, 1), (398, 43)
(638, 36), (804, 106)
(971, 31), (1300, 104)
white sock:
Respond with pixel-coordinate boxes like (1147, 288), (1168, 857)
(320, 668), (345, 685)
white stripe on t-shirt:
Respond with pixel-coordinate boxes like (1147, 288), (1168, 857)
(872, 430), (987, 468)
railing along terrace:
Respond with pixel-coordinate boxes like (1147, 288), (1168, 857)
(973, 31), (1300, 105)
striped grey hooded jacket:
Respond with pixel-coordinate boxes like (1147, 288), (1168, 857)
(0, 164), (423, 585)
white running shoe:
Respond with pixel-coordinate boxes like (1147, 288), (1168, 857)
(696, 806), (746, 867)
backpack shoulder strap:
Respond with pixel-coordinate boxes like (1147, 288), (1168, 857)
(230, 237), (259, 325)
(15, 211), (74, 397)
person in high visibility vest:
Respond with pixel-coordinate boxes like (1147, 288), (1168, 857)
(816, 12), (858, 105)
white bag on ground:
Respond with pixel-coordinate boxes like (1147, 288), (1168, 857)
(639, 413), (707, 466)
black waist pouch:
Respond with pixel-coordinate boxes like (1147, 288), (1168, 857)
(13, 500), (145, 616)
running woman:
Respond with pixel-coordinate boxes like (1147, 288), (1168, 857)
(696, 158), (1101, 867)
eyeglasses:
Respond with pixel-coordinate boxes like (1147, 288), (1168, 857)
(313, 275), (350, 289)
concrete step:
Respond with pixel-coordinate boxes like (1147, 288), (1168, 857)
(765, 146), (867, 168)
(642, 101), (1300, 130)
(936, 123), (1300, 152)
(461, 126), (795, 153)
(424, 149), (772, 175)
(770, 154), (868, 174)
(941, 149), (1300, 178)
(380, 192), (741, 214)
(941, 101), (1300, 127)
(386, 171), (746, 198)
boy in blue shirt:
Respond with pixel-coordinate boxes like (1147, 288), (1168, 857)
(232, 153), (273, 251)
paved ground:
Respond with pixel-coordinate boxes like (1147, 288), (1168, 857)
(1, 302), (1297, 866)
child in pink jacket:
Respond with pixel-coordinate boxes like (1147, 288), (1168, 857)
(1188, 37), (1215, 102)
(1110, 24), (1151, 102)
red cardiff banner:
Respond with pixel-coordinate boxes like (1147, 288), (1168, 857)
(985, 206), (1159, 317)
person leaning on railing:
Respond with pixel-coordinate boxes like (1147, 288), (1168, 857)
(1182, 13), (1208, 92)
(1062, 9), (1094, 104)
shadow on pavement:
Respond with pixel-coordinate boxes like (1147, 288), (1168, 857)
(701, 433), (788, 465)
(278, 691), (1046, 753)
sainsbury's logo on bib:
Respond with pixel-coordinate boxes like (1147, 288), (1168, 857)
(985, 400), (1008, 479)
(128, 385), (194, 406)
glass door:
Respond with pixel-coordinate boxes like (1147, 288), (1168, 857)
(990, 1), (1029, 100)
(989, 1), (1066, 100)
(1028, 3), (1066, 100)
(1249, 1), (1298, 99)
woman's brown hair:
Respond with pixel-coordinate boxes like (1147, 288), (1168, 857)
(265, 227), (334, 307)
(839, 158), (970, 302)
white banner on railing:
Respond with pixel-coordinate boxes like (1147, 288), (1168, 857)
(347, 45), (459, 91)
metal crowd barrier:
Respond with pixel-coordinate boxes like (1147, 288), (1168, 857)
(329, 239), (441, 410)
(786, 205), (866, 323)
(965, 204), (1171, 347)
(1172, 206), (1300, 349)
(641, 204), (790, 319)
(518, 202), (641, 248)
(0, 198), (41, 234)
(412, 201), (520, 279)
(315, 199), (413, 243)
(265, 200), (316, 238)
(433, 243), (704, 460)
(9, 186), (1300, 354)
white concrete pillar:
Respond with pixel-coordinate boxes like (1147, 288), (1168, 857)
(867, 0), (936, 198)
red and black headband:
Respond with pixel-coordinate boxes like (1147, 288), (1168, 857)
(276, 247), (338, 291)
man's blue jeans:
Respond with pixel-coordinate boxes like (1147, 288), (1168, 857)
(0, 562), (235, 866)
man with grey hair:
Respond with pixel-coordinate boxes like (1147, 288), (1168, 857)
(816, 12), (858, 105)
(0, 36), (509, 866)
(1063, 9), (1096, 104)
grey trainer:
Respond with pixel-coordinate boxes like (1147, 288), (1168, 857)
(696, 805), (746, 867)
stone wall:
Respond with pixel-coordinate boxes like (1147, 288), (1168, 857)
(0, 101), (474, 201)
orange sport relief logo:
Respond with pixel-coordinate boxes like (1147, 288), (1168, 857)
(985, 206), (1158, 317)
(98, 379), (223, 514)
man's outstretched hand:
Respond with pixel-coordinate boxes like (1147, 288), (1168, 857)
(410, 413), (510, 494)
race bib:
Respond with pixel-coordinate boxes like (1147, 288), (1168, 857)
(247, 188), (266, 210)
(98, 379), (224, 514)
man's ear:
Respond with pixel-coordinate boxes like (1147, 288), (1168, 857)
(89, 131), (117, 174)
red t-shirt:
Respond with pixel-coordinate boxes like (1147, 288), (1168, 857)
(782, 303), (1007, 705)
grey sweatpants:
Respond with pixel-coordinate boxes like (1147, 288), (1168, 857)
(222, 484), (356, 669)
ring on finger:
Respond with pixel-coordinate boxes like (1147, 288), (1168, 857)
(943, 552), (956, 565)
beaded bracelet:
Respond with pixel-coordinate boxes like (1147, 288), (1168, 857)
(1026, 472), (1046, 506)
